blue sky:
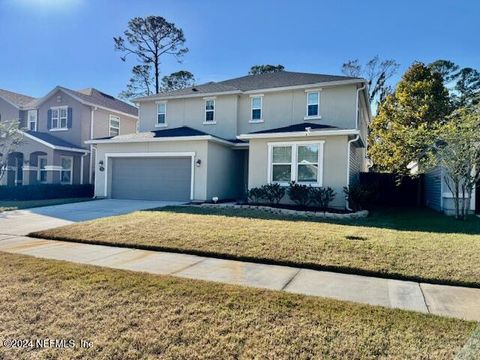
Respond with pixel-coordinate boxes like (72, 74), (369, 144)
(0, 0), (478, 98)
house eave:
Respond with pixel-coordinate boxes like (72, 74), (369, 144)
(85, 134), (236, 147)
(237, 129), (361, 140)
(20, 131), (90, 153)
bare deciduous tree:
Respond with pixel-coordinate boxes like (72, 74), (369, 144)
(342, 56), (399, 106)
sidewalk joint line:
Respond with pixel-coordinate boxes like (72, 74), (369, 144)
(170, 258), (207, 275)
(85, 248), (132, 265)
(281, 268), (302, 290)
(418, 283), (431, 314)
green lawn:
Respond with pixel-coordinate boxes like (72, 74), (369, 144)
(0, 252), (475, 359)
(32, 206), (480, 287)
(0, 198), (91, 212)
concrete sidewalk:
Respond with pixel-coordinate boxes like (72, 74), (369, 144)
(1, 235), (479, 322)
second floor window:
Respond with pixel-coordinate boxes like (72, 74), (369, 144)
(52, 107), (68, 129)
(306, 92), (319, 117)
(157, 103), (166, 125)
(251, 96), (263, 122)
(109, 115), (120, 136)
(205, 99), (215, 123)
(28, 110), (37, 131)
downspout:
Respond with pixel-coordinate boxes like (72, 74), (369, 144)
(346, 83), (366, 211)
(88, 107), (96, 184)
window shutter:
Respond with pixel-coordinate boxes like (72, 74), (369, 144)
(47, 109), (52, 129)
(67, 107), (73, 128)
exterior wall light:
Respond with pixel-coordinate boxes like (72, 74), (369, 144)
(195, 159), (202, 167)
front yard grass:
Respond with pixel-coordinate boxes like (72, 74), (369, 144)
(32, 206), (480, 287)
(0, 198), (91, 212)
(0, 252), (476, 359)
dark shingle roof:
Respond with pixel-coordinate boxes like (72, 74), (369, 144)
(0, 89), (36, 107)
(64, 87), (138, 116)
(92, 126), (237, 143)
(25, 131), (86, 150)
(250, 123), (338, 134)
(136, 71), (363, 100)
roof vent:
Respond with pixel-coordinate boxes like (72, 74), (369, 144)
(192, 88), (198, 92)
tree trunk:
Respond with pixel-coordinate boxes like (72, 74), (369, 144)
(154, 60), (159, 94)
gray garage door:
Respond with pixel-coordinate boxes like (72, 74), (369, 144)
(110, 157), (191, 201)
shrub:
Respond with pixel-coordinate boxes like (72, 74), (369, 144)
(310, 187), (336, 211)
(288, 182), (312, 207)
(0, 184), (94, 201)
(261, 183), (286, 205)
(247, 187), (266, 203)
(343, 184), (374, 211)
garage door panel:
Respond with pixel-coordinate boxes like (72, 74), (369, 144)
(111, 157), (191, 201)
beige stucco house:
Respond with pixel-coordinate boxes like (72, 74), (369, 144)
(0, 87), (138, 187)
(88, 71), (371, 209)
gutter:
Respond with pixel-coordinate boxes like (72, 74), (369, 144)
(237, 129), (360, 140)
(85, 134), (237, 147)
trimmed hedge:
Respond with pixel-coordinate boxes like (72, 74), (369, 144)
(0, 184), (94, 201)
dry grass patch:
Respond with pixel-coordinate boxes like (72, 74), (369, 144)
(0, 252), (476, 359)
(32, 206), (480, 287)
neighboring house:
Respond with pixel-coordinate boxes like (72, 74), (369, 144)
(424, 167), (478, 215)
(0, 87), (138, 187)
(87, 71), (371, 209)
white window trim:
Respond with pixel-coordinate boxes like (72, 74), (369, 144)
(204, 99), (215, 124)
(267, 140), (325, 187)
(250, 94), (264, 123)
(60, 156), (73, 185)
(37, 155), (47, 183)
(50, 105), (69, 131)
(156, 102), (168, 127)
(27, 110), (37, 131)
(109, 115), (121, 136)
(304, 91), (321, 120)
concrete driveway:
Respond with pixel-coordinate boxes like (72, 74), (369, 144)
(0, 199), (182, 236)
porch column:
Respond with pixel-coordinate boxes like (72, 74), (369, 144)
(22, 166), (38, 185)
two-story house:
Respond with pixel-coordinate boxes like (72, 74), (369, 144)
(87, 72), (371, 209)
(0, 87), (138, 187)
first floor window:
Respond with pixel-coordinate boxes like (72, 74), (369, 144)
(270, 142), (323, 185)
(157, 103), (166, 125)
(205, 99), (215, 122)
(38, 156), (47, 183)
(271, 146), (292, 182)
(109, 115), (120, 136)
(28, 110), (37, 131)
(306, 91), (319, 117)
(297, 144), (319, 182)
(251, 96), (262, 121)
(61, 157), (73, 184)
